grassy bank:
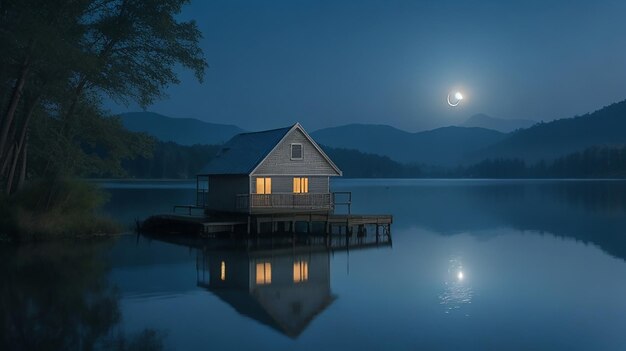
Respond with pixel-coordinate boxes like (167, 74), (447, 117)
(0, 179), (120, 243)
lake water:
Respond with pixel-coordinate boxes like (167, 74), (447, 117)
(3, 179), (626, 350)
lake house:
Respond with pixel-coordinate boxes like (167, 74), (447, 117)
(196, 123), (343, 214)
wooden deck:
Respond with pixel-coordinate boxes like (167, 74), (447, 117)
(140, 212), (392, 236)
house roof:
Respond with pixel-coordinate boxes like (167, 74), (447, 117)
(199, 123), (342, 176)
(199, 126), (292, 175)
(207, 287), (336, 338)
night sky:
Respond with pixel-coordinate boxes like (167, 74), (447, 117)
(109, 0), (626, 132)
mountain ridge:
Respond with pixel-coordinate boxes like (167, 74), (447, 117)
(471, 100), (626, 162)
(459, 113), (536, 133)
(118, 112), (244, 146)
(311, 124), (506, 166)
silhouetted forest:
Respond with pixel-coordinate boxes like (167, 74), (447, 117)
(457, 145), (626, 178)
(122, 142), (220, 179)
(322, 147), (422, 178)
(118, 143), (626, 179)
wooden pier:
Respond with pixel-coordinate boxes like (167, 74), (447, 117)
(140, 212), (392, 237)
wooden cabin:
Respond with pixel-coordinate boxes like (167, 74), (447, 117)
(196, 123), (342, 214)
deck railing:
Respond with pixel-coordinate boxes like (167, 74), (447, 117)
(236, 193), (332, 210)
(196, 190), (209, 207)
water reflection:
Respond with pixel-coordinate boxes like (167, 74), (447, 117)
(334, 180), (626, 261)
(440, 257), (473, 315)
(197, 249), (333, 338)
(144, 227), (392, 339)
(95, 180), (626, 350)
(0, 243), (165, 351)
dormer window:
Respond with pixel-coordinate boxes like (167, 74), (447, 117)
(290, 143), (303, 160)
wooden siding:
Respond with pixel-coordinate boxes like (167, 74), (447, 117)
(207, 175), (249, 212)
(252, 128), (340, 176)
(251, 176), (328, 194)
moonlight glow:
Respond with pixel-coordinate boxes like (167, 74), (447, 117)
(447, 91), (464, 107)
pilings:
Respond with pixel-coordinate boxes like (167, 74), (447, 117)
(251, 213), (392, 237)
(141, 212), (392, 239)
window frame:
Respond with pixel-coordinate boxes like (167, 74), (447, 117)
(256, 177), (272, 194)
(293, 177), (309, 193)
(290, 143), (303, 160)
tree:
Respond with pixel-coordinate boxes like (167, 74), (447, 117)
(0, 0), (207, 194)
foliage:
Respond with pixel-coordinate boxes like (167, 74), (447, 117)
(0, 0), (207, 194)
(0, 178), (120, 242)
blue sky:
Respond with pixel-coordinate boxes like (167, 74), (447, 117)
(108, 0), (626, 132)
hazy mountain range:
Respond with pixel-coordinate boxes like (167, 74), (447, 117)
(459, 113), (536, 132)
(472, 101), (626, 162)
(311, 124), (505, 166)
(118, 101), (626, 167)
(119, 112), (244, 145)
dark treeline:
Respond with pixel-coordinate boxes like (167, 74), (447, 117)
(122, 142), (219, 179)
(453, 145), (626, 178)
(118, 144), (421, 179)
(118, 143), (626, 180)
(322, 146), (422, 178)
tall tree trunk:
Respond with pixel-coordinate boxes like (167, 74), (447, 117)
(17, 137), (27, 190)
(5, 142), (18, 193)
(1, 104), (23, 174)
(0, 142), (14, 177)
(0, 50), (31, 160)
(6, 94), (38, 194)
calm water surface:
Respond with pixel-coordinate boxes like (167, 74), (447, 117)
(3, 179), (626, 350)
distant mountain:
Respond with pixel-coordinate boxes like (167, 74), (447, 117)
(460, 113), (536, 133)
(473, 100), (626, 162)
(118, 112), (244, 145)
(311, 124), (506, 166)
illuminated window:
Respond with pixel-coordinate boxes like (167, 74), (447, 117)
(255, 262), (272, 285)
(291, 143), (303, 160)
(220, 261), (226, 281)
(293, 177), (308, 193)
(256, 177), (272, 194)
(293, 260), (309, 283)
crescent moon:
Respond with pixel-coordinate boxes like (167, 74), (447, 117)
(447, 93), (460, 107)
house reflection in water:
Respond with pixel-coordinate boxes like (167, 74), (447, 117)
(196, 232), (391, 338)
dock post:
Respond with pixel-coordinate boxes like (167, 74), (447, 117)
(376, 224), (380, 243)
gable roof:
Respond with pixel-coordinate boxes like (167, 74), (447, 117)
(199, 123), (342, 176)
(199, 126), (292, 175)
